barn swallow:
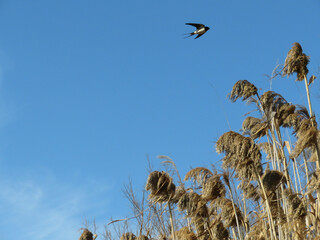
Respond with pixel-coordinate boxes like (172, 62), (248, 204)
(185, 23), (210, 39)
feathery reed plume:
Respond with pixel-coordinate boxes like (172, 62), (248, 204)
(238, 180), (260, 201)
(247, 219), (268, 240)
(262, 191), (286, 223)
(191, 216), (207, 240)
(282, 112), (301, 129)
(291, 119), (318, 159)
(145, 171), (176, 203)
(258, 142), (281, 160)
(137, 235), (149, 240)
(216, 131), (262, 179)
(282, 105), (309, 130)
(229, 80), (258, 102)
(178, 191), (208, 218)
(120, 232), (136, 240)
(282, 42), (310, 81)
(202, 174), (226, 201)
(178, 191), (200, 215)
(212, 198), (244, 227)
(259, 91), (294, 124)
(209, 218), (229, 240)
(284, 189), (307, 220)
(79, 229), (94, 240)
(158, 234), (167, 240)
(307, 170), (320, 194)
(175, 227), (197, 240)
(283, 189), (307, 239)
(262, 170), (285, 192)
(242, 116), (268, 139)
(277, 103), (296, 126)
(171, 185), (186, 204)
(177, 191), (210, 239)
(184, 167), (213, 185)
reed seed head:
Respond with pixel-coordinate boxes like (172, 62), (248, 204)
(184, 167), (213, 185)
(213, 198), (243, 227)
(258, 142), (282, 160)
(175, 227), (197, 240)
(171, 185), (186, 204)
(262, 170), (285, 192)
(238, 180), (260, 201)
(145, 171), (176, 203)
(247, 219), (268, 240)
(137, 235), (149, 240)
(229, 80), (258, 102)
(284, 189), (307, 221)
(242, 116), (268, 139)
(291, 120), (318, 159)
(210, 218), (229, 240)
(120, 233), (136, 240)
(307, 170), (320, 194)
(178, 191), (200, 215)
(202, 174), (226, 201)
(216, 131), (262, 180)
(79, 229), (94, 240)
(263, 191), (286, 223)
(191, 217), (207, 239)
(282, 42), (310, 81)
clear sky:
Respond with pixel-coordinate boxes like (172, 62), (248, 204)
(0, 0), (320, 239)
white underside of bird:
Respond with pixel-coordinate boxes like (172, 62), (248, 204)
(194, 28), (206, 34)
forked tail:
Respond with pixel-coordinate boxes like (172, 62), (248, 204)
(183, 32), (195, 38)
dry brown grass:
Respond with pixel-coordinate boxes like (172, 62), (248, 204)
(94, 42), (320, 240)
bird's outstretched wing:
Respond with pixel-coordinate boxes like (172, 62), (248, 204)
(185, 23), (205, 29)
(194, 33), (204, 39)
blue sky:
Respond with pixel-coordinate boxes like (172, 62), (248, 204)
(0, 0), (320, 239)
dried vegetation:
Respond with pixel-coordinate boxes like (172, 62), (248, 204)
(80, 42), (320, 240)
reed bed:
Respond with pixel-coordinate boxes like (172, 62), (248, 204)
(80, 42), (320, 239)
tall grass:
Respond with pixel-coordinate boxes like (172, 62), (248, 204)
(79, 42), (320, 240)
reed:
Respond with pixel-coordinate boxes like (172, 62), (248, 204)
(80, 42), (320, 240)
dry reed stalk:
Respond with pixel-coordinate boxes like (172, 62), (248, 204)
(259, 142), (281, 161)
(168, 203), (176, 240)
(252, 167), (278, 240)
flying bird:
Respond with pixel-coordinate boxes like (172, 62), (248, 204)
(185, 23), (210, 39)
